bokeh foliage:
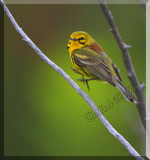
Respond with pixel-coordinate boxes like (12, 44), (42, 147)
(4, 4), (145, 156)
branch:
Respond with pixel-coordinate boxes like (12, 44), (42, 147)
(98, 0), (146, 130)
(0, 0), (145, 159)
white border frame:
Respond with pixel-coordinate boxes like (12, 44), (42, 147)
(4, 0), (149, 158)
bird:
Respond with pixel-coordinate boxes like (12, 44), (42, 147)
(67, 31), (136, 102)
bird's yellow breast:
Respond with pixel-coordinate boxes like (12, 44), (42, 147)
(68, 41), (84, 54)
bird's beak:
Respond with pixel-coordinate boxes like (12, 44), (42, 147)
(70, 37), (77, 41)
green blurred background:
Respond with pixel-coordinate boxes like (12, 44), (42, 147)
(4, 4), (146, 156)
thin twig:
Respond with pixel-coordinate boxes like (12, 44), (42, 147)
(0, 0), (145, 159)
(98, 0), (146, 129)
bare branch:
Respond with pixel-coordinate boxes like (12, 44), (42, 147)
(0, 0), (145, 159)
(98, 0), (146, 129)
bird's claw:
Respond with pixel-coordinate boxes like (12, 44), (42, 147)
(77, 78), (90, 91)
(77, 78), (85, 85)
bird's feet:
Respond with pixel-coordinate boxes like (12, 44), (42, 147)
(77, 78), (90, 91)
(77, 78), (99, 91)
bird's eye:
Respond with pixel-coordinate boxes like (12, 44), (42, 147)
(79, 37), (85, 40)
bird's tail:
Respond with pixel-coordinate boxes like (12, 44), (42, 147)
(113, 79), (136, 102)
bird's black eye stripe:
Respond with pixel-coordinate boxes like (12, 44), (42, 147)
(78, 37), (85, 45)
(78, 37), (85, 41)
(78, 41), (85, 45)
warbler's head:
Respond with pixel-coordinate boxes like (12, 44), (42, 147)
(67, 31), (94, 53)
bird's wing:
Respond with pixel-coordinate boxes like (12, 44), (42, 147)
(112, 62), (122, 82)
(72, 48), (115, 86)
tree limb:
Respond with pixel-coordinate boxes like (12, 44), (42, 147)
(0, 0), (145, 159)
(98, 0), (146, 130)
